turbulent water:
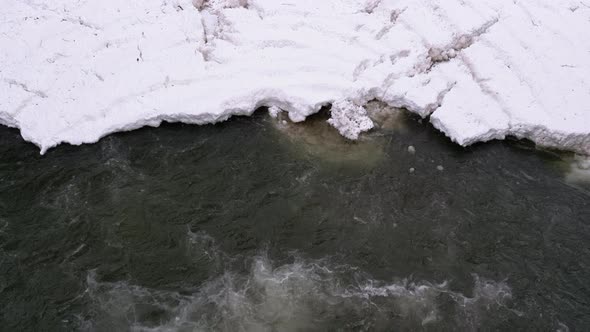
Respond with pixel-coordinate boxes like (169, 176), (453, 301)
(0, 110), (588, 331)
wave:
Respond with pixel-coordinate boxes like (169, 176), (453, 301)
(78, 233), (516, 331)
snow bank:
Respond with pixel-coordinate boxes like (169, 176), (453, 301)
(1, 0), (589, 154)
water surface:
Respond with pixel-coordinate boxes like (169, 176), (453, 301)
(0, 111), (588, 331)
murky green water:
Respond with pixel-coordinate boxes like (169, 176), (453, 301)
(0, 110), (588, 331)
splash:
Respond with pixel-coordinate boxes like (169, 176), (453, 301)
(79, 233), (515, 331)
(565, 154), (590, 184)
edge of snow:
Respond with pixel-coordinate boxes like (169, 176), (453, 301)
(1, 0), (589, 155)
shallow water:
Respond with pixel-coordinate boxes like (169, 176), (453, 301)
(0, 111), (588, 331)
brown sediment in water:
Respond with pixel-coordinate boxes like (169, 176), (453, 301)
(269, 102), (408, 165)
(270, 109), (383, 165)
(564, 154), (590, 184)
(364, 101), (407, 132)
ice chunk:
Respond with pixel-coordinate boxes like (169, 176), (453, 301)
(327, 100), (374, 140)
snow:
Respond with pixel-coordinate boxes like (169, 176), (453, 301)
(327, 100), (374, 140)
(1, 0), (589, 154)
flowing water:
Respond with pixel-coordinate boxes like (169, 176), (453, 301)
(0, 109), (588, 331)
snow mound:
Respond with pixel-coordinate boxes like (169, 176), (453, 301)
(1, 0), (589, 154)
(327, 100), (374, 140)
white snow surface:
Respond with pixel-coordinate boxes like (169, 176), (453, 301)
(1, 0), (590, 154)
(327, 100), (374, 140)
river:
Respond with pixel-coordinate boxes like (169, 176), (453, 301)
(0, 110), (588, 331)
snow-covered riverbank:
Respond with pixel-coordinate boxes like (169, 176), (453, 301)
(2, 0), (589, 154)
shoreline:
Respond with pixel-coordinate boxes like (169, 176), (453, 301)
(2, 0), (589, 155)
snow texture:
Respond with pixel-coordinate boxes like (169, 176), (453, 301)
(327, 100), (374, 140)
(1, 0), (589, 154)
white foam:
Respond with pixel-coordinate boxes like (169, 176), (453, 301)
(82, 263), (513, 331)
(2, 0), (590, 154)
(565, 155), (590, 184)
(80, 236), (515, 331)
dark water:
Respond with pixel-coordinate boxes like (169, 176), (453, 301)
(0, 110), (588, 331)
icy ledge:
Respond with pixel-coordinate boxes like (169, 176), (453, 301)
(1, 0), (589, 154)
